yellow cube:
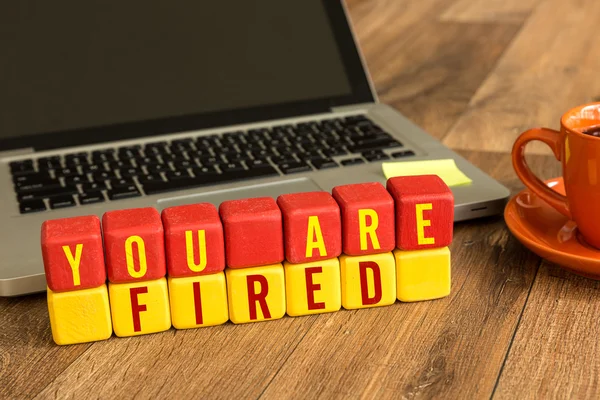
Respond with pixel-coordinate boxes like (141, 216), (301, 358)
(394, 247), (451, 302)
(47, 285), (112, 345)
(168, 273), (229, 329)
(340, 252), (396, 310)
(284, 258), (341, 316)
(108, 278), (171, 337)
(226, 264), (285, 324)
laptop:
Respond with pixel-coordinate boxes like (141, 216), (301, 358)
(0, 0), (509, 296)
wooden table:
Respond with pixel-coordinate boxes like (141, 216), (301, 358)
(3, 1), (600, 398)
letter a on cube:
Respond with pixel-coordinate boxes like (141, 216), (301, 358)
(41, 215), (106, 291)
(332, 182), (395, 256)
(219, 197), (284, 268)
(225, 264), (286, 324)
(168, 273), (229, 329)
(386, 175), (453, 250)
(108, 278), (171, 337)
(162, 203), (225, 277)
(394, 247), (451, 302)
(340, 252), (396, 310)
(47, 285), (112, 345)
(277, 191), (341, 264)
(284, 258), (341, 316)
(102, 207), (166, 283)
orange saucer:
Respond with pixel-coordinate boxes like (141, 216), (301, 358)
(505, 177), (600, 279)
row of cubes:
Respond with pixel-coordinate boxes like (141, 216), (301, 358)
(42, 175), (454, 292)
(48, 248), (451, 345)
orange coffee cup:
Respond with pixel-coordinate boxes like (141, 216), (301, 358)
(512, 102), (600, 248)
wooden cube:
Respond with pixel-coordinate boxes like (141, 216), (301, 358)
(339, 252), (396, 310)
(162, 203), (225, 277)
(102, 207), (166, 283)
(168, 273), (229, 329)
(394, 247), (451, 302)
(284, 258), (341, 316)
(386, 175), (454, 250)
(332, 182), (395, 256)
(41, 215), (106, 292)
(108, 278), (171, 337)
(277, 191), (341, 264)
(225, 264), (286, 324)
(47, 285), (112, 345)
(219, 197), (284, 268)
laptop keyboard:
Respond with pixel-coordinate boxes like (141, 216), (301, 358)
(8, 115), (415, 214)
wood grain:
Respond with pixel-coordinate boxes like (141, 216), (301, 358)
(494, 263), (600, 398)
(442, 0), (600, 154)
(0, 293), (91, 398)
(349, 1), (520, 139)
(441, 0), (542, 22)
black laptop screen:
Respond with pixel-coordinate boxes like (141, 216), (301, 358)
(0, 1), (371, 151)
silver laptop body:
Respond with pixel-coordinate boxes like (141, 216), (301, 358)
(0, 0), (509, 296)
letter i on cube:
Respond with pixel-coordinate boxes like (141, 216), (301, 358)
(387, 175), (453, 301)
(162, 203), (228, 329)
(103, 208), (171, 337)
(41, 216), (112, 345)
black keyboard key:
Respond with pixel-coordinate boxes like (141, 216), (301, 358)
(278, 162), (312, 174)
(323, 148), (348, 157)
(198, 156), (221, 166)
(173, 159), (195, 170)
(49, 195), (76, 209)
(166, 170), (192, 181)
(19, 199), (46, 214)
(107, 185), (141, 200)
(15, 180), (62, 193)
(91, 149), (115, 163)
(246, 158), (270, 168)
(109, 178), (134, 188)
(341, 158), (365, 166)
(311, 158), (338, 170)
(13, 172), (50, 184)
(92, 171), (117, 182)
(108, 160), (134, 170)
(10, 160), (35, 175)
(392, 150), (416, 158)
(347, 139), (402, 153)
(119, 167), (143, 178)
(38, 156), (62, 170)
(219, 162), (245, 173)
(82, 164), (106, 173)
(17, 186), (77, 201)
(270, 155), (297, 165)
(78, 191), (105, 205)
(146, 163), (171, 173)
(362, 151), (390, 162)
(54, 167), (79, 177)
(191, 166), (219, 178)
(143, 166), (279, 195)
(297, 150), (323, 161)
(81, 182), (106, 191)
(138, 174), (164, 185)
(223, 152), (252, 163)
(64, 175), (90, 185)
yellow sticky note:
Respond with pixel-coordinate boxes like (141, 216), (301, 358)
(382, 159), (472, 187)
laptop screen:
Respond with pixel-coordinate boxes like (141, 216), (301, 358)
(0, 1), (372, 151)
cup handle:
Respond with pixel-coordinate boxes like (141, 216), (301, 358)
(512, 127), (571, 219)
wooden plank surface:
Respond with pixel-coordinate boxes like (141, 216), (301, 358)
(2, 0), (600, 398)
(442, 0), (600, 154)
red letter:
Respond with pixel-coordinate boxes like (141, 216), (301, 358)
(193, 281), (203, 325)
(129, 286), (148, 332)
(246, 275), (271, 320)
(305, 267), (325, 310)
(359, 262), (382, 305)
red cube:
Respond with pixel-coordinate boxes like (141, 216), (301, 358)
(41, 215), (106, 292)
(219, 197), (284, 268)
(386, 175), (454, 250)
(162, 203), (225, 277)
(102, 207), (166, 283)
(332, 182), (395, 256)
(277, 191), (341, 263)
